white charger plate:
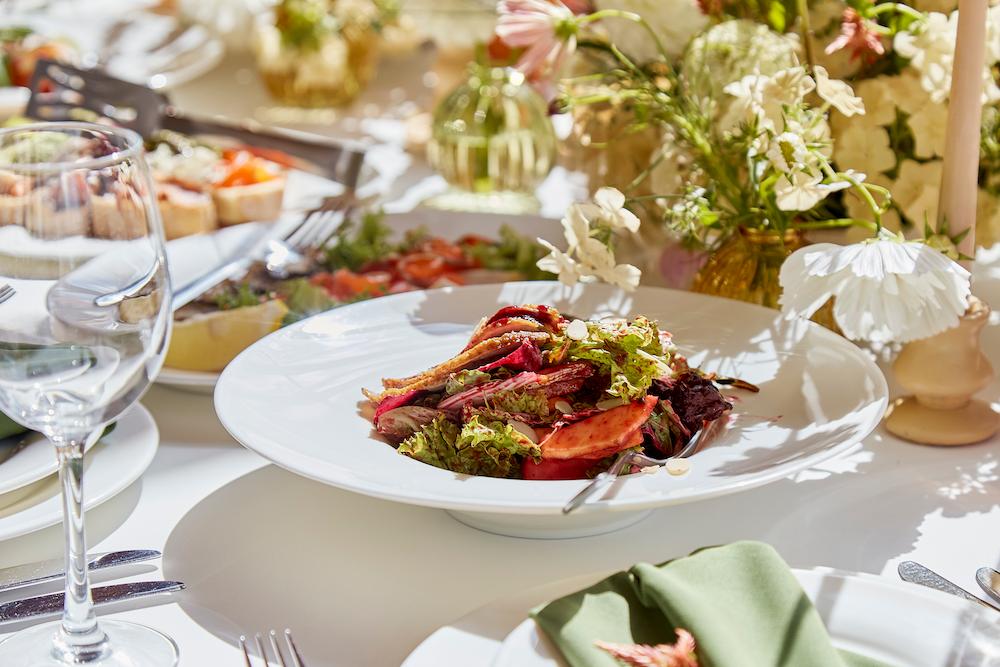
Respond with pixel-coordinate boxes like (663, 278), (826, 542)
(0, 404), (158, 541)
(403, 569), (1000, 667)
(215, 282), (888, 538)
(0, 430), (99, 498)
(158, 210), (560, 393)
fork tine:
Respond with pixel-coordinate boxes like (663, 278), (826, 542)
(254, 633), (268, 665)
(239, 636), (253, 667)
(268, 630), (288, 667)
(284, 629), (305, 667)
(0, 285), (13, 305)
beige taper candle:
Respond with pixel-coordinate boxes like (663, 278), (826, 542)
(938, 0), (989, 260)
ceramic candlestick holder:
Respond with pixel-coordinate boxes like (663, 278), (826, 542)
(885, 296), (1000, 445)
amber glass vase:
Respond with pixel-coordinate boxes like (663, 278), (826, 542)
(691, 227), (840, 331)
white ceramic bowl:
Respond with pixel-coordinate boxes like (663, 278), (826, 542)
(215, 282), (888, 538)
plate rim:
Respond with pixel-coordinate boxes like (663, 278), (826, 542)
(0, 404), (159, 541)
(403, 566), (994, 667)
(215, 282), (889, 515)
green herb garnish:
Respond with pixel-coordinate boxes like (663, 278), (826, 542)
(212, 283), (261, 311)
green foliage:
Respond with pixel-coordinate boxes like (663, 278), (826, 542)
(323, 211), (395, 272)
(460, 225), (553, 279)
(488, 389), (550, 417)
(212, 283), (261, 311)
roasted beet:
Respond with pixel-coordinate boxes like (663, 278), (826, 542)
(652, 371), (732, 434)
(477, 340), (543, 373)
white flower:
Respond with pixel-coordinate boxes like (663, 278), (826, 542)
(536, 239), (580, 286)
(906, 100), (948, 158)
(723, 67), (815, 131)
(813, 66), (865, 117)
(592, 187), (641, 233)
(779, 232), (971, 342)
(893, 159), (943, 225)
(765, 132), (811, 174)
(561, 204), (591, 252)
(577, 238), (642, 290)
(832, 124), (896, 177)
(775, 171), (845, 211)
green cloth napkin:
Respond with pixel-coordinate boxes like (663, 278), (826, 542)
(0, 411), (27, 440)
(533, 541), (887, 667)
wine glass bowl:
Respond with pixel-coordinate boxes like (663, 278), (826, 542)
(0, 122), (176, 666)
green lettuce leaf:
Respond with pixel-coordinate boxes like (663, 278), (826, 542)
(397, 416), (462, 472)
(488, 389), (550, 417)
(277, 278), (337, 325)
(566, 316), (674, 401)
(445, 369), (492, 395)
(460, 225), (551, 279)
(397, 415), (539, 478)
(323, 211), (394, 272)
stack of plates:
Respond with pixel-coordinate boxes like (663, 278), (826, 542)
(0, 406), (159, 542)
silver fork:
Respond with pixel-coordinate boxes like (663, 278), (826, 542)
(263, 194), (359, 279)
(562, 418), (721, 515)
(0, 283), (14, 305)
(239, 629), (306, 667)
(172, 194), (357, 311)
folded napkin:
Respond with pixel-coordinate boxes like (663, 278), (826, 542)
(533, 541), (886, 667)
(0, 412), (27, 441)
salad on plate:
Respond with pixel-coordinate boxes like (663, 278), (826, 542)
(364, 304), (750, 480)
(166, 213), (551, 372)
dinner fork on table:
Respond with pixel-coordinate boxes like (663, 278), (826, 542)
(0, 283), (13, 305)
(239, 629), (306, 667)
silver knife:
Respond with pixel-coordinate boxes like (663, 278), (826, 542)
(0, 551), (161, 594)
(0, 581), (184, 623)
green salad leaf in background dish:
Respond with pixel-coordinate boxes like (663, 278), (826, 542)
(460, 225), (552, 280)
(323, 211), (395, 272)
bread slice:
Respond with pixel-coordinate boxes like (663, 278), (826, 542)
(90, 191), (148, 240)
(212, 176), (286, 226)
(157, 183), (217, 240)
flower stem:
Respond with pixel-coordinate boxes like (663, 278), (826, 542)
(796, 0), (817, 73)
(577, 9), (671, 64)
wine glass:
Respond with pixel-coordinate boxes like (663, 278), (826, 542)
(0, 123), (176, 665)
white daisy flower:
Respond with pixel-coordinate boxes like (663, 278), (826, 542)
(774, 171), (847, 211)
(779, 231), (971, 342)
(765, 132), (811, 174)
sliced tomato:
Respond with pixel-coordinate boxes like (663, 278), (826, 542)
(226, 146), (298, 169)
(397, 253), (447, 287)
(522, 456), (603, 480)
(417, 237), (466, 262)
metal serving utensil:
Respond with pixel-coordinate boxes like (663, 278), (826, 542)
(562, 421), (716, 515)
(975, 567), (1000, 606)
(898, 561), (1000, 612)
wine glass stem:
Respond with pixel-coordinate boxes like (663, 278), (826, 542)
(52, 430), (109, 663)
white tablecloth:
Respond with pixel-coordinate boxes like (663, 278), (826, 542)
(1, 55), (999, 666)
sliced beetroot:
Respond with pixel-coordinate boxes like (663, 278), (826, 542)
(374, 389), (424, 424)
(477, 340), (543, 373)
(652, 371), (732, 434)
(486, 304), (563, 330)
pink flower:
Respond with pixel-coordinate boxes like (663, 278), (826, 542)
(496, 0), (577, 86)
(825, 8), (886, 63)
(596, 629), (699, 667)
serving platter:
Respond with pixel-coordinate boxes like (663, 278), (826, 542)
(403, 568), (1000, 667)
(215, 282), (888, 538)
(157, 209), (560, 392)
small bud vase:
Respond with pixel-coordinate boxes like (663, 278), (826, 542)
(885, 296), (1000, 445)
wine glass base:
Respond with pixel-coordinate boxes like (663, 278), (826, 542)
(0, 619), (178, 666)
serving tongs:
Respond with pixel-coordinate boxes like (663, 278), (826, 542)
(24, 60), (367, 188)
